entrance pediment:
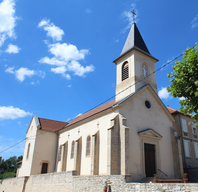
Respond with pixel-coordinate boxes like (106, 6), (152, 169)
(138, 128), (162, 140)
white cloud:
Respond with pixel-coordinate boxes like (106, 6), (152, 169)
(38, 19), (64, 41)
(5, 67), (45, 82)
(158, 87), (170, 99)
(5, 43), (20, 53)
(85, 8), (92, 14)
(0, 34), (6, 47)
(38, 70), (46, 79)
(121, 4), (138, 33)
(68, 60), (94, 76)
(38, 20), (94, 79)
(51, 66), (67, 74)
(51, 66), (71, 80)
(49, 43), (89, 62)
(191, 14), (198, 28)
(67, 85), (71, 88)
(179, 97), (185, 101)
(39, 42), (94, 77)
(5, 66), (14, 73)
(0, 0), (18, 47)
(38, 19), (49, 27)
(15, 67), (35, 82)
(39, 56), (66, 66)
(65, 74), (71, 80)
(0, 106), (32, 120)
(39, 43), (89, 65)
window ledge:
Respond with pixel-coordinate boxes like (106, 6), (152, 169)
(141, 76), (150, 81)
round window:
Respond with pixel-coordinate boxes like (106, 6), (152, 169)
(145, 100), (151, 109)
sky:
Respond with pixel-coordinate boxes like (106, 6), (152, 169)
(0, 0), (198, 160)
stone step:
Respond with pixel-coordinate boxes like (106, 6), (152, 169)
(140, 177), (154, 183)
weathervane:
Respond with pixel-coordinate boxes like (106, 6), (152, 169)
(131, 8), (136, 23)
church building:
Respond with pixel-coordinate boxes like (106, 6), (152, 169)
(17, 19), (182, 181)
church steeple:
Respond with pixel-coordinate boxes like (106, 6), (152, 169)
(120, 22), (150, 56)
(114, 17), (158, 102)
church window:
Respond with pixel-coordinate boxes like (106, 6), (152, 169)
(145, 100), (151, 109)
(122, 61), (129, 81)
(86, 136), (91, 156)
(26, 143), (30, 160)
(71, 141), (75, 159)
(58, 145), (62, 161)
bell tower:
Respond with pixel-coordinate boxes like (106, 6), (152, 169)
(113, 12), (158, 102)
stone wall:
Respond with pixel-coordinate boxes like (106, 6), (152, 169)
(0, 176), (28, 192)
(1, 172), (198, 192)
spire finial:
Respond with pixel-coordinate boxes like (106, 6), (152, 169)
(131, 8), (136, 23)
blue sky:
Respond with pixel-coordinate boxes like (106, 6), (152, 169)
(0, 0), (198, 160)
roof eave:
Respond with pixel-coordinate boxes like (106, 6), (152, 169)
(113, 47), (158, 64)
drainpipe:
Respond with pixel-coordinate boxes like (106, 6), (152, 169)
(179, 114), (187, 170)
(54, 131), (59, 172)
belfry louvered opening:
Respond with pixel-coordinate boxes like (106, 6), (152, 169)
(122, 61), (129, 81)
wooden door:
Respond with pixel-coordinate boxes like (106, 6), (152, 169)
(144, 143), (156, 177)
(41, 163), (48, 174)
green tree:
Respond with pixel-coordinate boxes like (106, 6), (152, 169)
(167, 43), (198, 123)
(17, 155), (23, 163)
(0, 155), (23, 176)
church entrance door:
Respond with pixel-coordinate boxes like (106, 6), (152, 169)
(144, 143), (156, 177)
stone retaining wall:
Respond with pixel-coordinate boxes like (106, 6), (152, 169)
(0, 176), (28, 192)
(1, 171), (198, 192)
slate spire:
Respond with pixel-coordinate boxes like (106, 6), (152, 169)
(120, 22), (150, 56)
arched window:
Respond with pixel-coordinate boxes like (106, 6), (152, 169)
(86, 136), (91, 156)
(26, 143), (30, 160)
(122, 61), (129, 81)
(71, 141), (75, 159)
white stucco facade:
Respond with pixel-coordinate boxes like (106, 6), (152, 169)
(18, 116), (58, 177)
(19, 116), (39, 177)
(57, 109), (119, 175)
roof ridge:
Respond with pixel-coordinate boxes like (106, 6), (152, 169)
(64, 99), (117, 128)
(38, 117), (67, 123)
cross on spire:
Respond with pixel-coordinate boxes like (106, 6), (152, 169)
(131, 8), (136, 23)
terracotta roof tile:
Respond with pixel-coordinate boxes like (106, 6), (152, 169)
(167, 107), (178, 114)
(39, 118), (68, 132)
(167, 106), (187, 115)
(167, 107), (191, 117)
(65, 100), (118, 128)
